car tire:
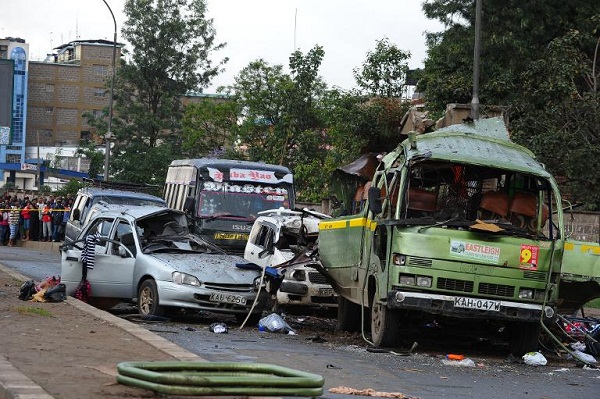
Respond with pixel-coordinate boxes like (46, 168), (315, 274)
(371, 300), (401, 348)
(138, 279), (166, 317)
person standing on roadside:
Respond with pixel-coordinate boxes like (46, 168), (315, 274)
(41, 201), (52, 242)
(51, 199), (64, 242)
(61, 199), (71, 241)
(36, 196), (45, 240)
(8, 200), (20, 246)
(0, 201), (8, 245)
(20, 200), (32, 240)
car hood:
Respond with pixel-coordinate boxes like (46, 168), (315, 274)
(149, 252), (261, 284)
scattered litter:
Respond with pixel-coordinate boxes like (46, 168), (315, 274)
(523, 351), (547, 366)
(553, 368), (570, 372)
(583, 365), (600, 371)
(329, 386), (418, 398)
(183, 326), (196, 331)
(258, 313), (295, 333)
(446, 354), (464, 361)
(209, 323), (228, 334)
(570, 342), (586, 352)
(326, 364), (342, 369)
(307, 335), (327, 343)
(570, 350), (597, 364)
(441, 358), (475, 367)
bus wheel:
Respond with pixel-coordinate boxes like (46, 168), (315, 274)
(337, 296), (362, 332)
(509, 322), (541, 356)
(371, 301), (401, 348)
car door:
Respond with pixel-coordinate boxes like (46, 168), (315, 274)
(61, 217), (114, 294)
(90, 218), (137, 299)
(245, 219), (277, 267)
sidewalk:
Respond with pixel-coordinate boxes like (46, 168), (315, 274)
(0, 262), (202, 399)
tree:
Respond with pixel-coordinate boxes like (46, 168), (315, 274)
(181, 97), (240, 158)
(511, 29), (600, 209)
(353, 37), (411, 98)
(98, 0), (227, 184)
(75, 143), (105, 179)
(419, 0), (599, 111)
(232, 47), (331, 202)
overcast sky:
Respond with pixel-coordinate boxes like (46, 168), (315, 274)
(2, 0), (443, 92)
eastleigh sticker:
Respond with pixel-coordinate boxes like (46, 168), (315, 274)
(450, 240), (500, 263)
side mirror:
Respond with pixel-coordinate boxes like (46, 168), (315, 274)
(97, 236), (108, 245)
(183, 196), (195, 215)
(368, 186), (382, 215)
(72, 209), (81, 221)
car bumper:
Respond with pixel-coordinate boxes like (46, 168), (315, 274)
(276, 281), (338, 308)
(157, 280), (269, 315)
(386, 290), (554, 323)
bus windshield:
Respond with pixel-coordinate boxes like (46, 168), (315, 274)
(197, 181), (291, 218)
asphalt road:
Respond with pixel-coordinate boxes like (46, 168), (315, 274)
(2, 245), (600, 398)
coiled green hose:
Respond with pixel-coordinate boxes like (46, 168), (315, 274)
(117, 361), (324, 396)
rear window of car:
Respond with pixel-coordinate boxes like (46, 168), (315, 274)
(91, 196), (166, 207)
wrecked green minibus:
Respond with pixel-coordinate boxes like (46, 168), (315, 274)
(318, 117), (600, 355)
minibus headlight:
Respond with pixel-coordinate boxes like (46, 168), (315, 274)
(399, 274), (415, 286)
(518, 288), (534, 299)
(416, 276), (432, 288)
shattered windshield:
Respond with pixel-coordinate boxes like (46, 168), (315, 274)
(136, 212), (224, 254)
(385, 161), (555, 239)
(198, 181), (291, 219)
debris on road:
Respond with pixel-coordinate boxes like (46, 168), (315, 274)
(441, 357), (476, 367)
(329, 386), (419, 398)
(209, 322), (228, 333)
(523, 352), (547, 366)
(258, 313), (295, 333)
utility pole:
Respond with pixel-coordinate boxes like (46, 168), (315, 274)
(102, 0), (117, 181)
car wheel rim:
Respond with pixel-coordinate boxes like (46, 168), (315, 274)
(139, 287), (153, 315)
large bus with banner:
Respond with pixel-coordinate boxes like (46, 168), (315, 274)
(164, 159), (294, 254)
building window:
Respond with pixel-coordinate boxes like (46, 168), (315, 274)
(6, 154), (22, 163)
(93, 64), (108, 76)
(45, 107), (54, 114)
(94, 89), (106, 98)
(45, 84), (54, 92)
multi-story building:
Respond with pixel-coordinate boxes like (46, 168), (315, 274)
(0, 38), (121, 190)
(0, 37), (28, 187)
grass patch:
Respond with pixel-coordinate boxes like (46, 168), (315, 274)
(584, 298), (600, 309)
(15, 306), (53, 317)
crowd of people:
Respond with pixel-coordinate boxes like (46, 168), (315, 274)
(0, 193), (74, 246)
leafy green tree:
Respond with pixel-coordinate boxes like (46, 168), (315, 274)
(97, 0), (227, 184)
(419, 0), (599, 111)
(232, 47), (331, 202)
(75, 143), (104, 179)
(353, 37), (411, 98)
(512, 29), (600, 209)
(181, 97), (240, 158)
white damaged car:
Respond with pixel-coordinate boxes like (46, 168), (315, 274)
(60, 205), (270, 323)
(244, 208), (337, 312)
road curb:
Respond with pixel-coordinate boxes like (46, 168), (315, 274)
(0, 262), (204, 399)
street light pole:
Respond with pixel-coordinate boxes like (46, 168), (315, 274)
(102, 0), (117, 182)
(471, 0), (482, 121)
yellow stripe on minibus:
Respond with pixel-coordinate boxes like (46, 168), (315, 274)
(320, 217), (377, 231)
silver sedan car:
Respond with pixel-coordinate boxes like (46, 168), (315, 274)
(60, 205), (270, 323)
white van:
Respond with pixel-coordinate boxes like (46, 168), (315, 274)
(65, 187), (167, 242)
